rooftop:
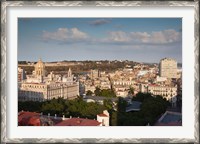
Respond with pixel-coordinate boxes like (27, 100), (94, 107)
(55, 118), (101, 126)
(155, 111), (182, 126)
(126, 101), (142, 112)
(97, 113), (108, 117)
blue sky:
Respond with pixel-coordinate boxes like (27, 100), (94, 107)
(18, 18), (182, 63)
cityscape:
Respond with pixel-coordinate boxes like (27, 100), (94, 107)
(18, 18), (182, 126)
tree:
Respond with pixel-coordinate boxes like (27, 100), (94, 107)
(86, 90), (93, 96)
(132, 92), (151, 102)
(18, 101), (42, 112)
(103, 99), (113, 110)
(128, 87), (134, 96)
(94, 87), (101, 96)
(100, 89), (116, 98)
(41, 98), (65, 116)
(110, 111), (118, 126)
(117, 97), (127, 112)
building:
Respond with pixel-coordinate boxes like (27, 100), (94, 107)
(85, 84), (96, 94)
(125, 101), (142, 112)
(97, 110), (110, 126)
(55, 118), (101, 126)
(140, 84), (177, 106)
(18, 111), (55, 126)
(90, 69), (100, 79)
(159, 58), (177, 79)
(18, 110), (110, 126)
(18, 67), (26, 82)
(83, 95), (117, 105)
(18, 59), (79, 101)
(34, 58), (46, 77)
(154, 111), (182, 126)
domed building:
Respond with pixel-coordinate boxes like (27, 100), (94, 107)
(18, 58), (79, 102)
(34, 58), (46, 77)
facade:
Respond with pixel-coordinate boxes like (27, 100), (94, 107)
(140, 84), (177, 105)
(112, 79), (134, 86)
(147, 84), (177, 101)
(85, 84), (96, 94)
(18, 59), (79, 101)
(90, 69), (100, 79)
(97, 110), (110, 126)
(159, 58), (177, 79)
(18, 67), (26, 82)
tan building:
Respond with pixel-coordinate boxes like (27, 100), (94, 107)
(34, 58), (46, 77)
(159, 58), (177, 79)
(147, 84), (177, 100)
(90, 69), (100, 79)
(18, 59), (79, 101)
(18, 67), (26, 82)
(140, 83), (177, 106)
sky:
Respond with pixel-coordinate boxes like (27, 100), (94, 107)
(18, 18), (182, 63)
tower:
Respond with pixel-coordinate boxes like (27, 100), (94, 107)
(68, 68), (72, 77)
(159, 58), (177, 79)
(35, 58), (46, 77)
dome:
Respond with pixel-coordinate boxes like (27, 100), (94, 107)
(34, 58), (46, 77)
(35, 58), (45, 68)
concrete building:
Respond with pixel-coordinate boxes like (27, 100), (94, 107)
(18, 67), (26, 82)
(97, 110), (110, 126)
(140, 84), (177, 106)
(90, 69), (100, 79)
(34, 58), (46, 77)
(159, 58), (177, 79)
(18, 59), (79, 101)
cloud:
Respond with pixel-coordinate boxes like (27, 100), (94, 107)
(42, 28), (89, 43)
(89, 19), (111, 26)
(108, 31), (130, 43)
(41, 28), (181, 46)
(105, 29), (181, 44)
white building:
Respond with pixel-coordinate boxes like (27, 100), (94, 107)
(18, 59), (79, 101)
(18, 67), (26, 82)
(97, 110), (110, 126)
(155, 76), (167, 82)
(159, 58), (177, 79)
(114, 86), (129, 98)
(90, 69), (100, 79)
(140, 84), (177, 105)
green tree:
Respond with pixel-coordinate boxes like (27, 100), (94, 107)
(128, 87), (134, 96)
(94, 87), (101, 96)
(100, 89), (116, 98)
(110, 111), (118, 126)
(132, 92), (151, 102)
(86, 90), (93, 96)
(103, 99), (113, 110)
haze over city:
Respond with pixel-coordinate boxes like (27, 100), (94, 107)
(18, 18), (182, 63)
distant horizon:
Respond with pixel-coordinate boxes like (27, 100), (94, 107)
(18, 18), (182, 63)
(18, 58), (182, 64)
